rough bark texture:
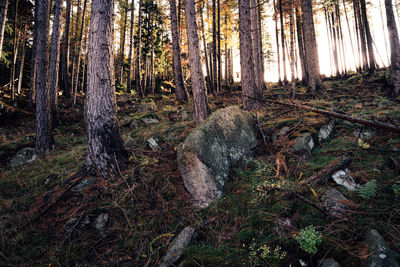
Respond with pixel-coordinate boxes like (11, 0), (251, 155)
(35, 0), (53, 154)
(250, 0), (262, 95)
(301, 0), (321, 93)
(274, 0), (281, 83)
(29, 1), (39, 106)
(85, 0), (128, 177)
(127, 0), (134, 92)
(17, 33), (26, 94)
(61, 0), (72, 98)
(385, 0), (400, 96)
(184, 0), (210, 124)
(279, 0), (287, 84)
(49, 0), (63, 123)
(135, 0), (142, 97)
(296, 7), (306, 82)
(118, 1), (128, 84)
(169, 0), (188, 103)
(212, 0), (217, 94)
(239, 0), (259, 110)
(289, 0), (295, 98)
(0, 0), (8, 60)
(360, 0), (376, 72)
(201, 2), (212, 93)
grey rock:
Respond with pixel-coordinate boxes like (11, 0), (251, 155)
(125, 137), (136, 148)
(365, 229), (399, 267)
(147, 137), (159, 151)
(138, 102), (157, 112)
(321, 189), (349, 217)
(141, 117), (160, 125)
(318, 120), (335, 142)
(320, 258), (339, 267)
(293, 133), (314, 155)
(71, 178), (96, 192)
(93, 213), (109, 232)
(272, 126), (290, 142)
(332, 169), (359, 191)
(159, 226), (195, 267)
(177, 106), (257, 207)
(353, 129), (375, 140)
(10, 147), (37, 167)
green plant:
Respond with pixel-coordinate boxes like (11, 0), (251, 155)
(248, 241), (287, 266)
(358, 179), (377, 200)
(392, 181), (400, 197)
(294, 226), (323, 254)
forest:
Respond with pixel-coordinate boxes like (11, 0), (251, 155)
(0, 0), (400, 265)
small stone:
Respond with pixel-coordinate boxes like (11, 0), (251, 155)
(71, 178), (96, 192)
(321, 189), (349, 217)
(320, 258), (339, 267)
(138, 102), (157, 112)
(147, 137), (159, 151)
(332, 169), (359, 191)
(159, 226), (195, 267)
(272, 126), (290, 141)
(293, 133), (314, 155)
(10, 147), (37, 167)
(318, 120), (335, 142)
(141, 117), (160, 125)
(93, 213), (109, 232)
(365, 229), (399, 267)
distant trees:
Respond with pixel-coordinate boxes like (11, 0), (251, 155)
(184, 0), (209, 123)
(85, 0), (127, 176)
(0, 0), (7, 60)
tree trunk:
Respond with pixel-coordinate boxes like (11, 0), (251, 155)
(184, 0), (210, 124)
(118, 0), (128, 85)
(212, 0), (217, 94)
(29, 1), (39, 107)
(301, 0), (321, 93)
(35, 0), (53, 154)
(200, 2), (211, 93)
(135, 0), (142, 97)
(72, 0), (87, 106)
(250, 0), (262, 95)
(279, 0), (287, 84)
(85, 0), (128, 177)
(343, 0), (357, 70)
(17, 30), (26, 95)
(217, 0), (221, 92)
(10, 0), (19, 101)
(296, 7), (306, 82)
(61, 0), (72, 98)
(257, 0), (265, 82)
(49, 0), (63, 125)
(355, 0), (367, 70)
(385, 0), (400, 96)
(0, 0), (7, 59)
(274, 0), (282, 84)
(70, 0), (82, 98)
(239, 0), (259, 110)
(170, 0), (188, 102)
(289, 0), (295, 98)
(127, 0), (134, 92)
(360, 0), (376, 72)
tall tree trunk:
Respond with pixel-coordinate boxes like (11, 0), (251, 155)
(355, 0), (367, 70)
(279, 0), (287, 84)
(257, 0), (265, 82)
(17, 30), (26, 95)
(49, 0), (63, 125)
(200, 2), (211, 93)
(296, 7), (306, 82)
(72, 0), (87, 106)
(118, 1), (128, 84)
(385, 0), (400, 96)
(29, 1), (39, 107)
(0, 0), (7, 59)
(127, 0), (134, 92)
(217, 0), (221, 92)
(224, 8), (228, 86)
(330, 11), (340, 76)
(35, 0), (53, 154)
(184, 0), (210, 124)
(10, 0), (19, 101)
(301, 0), (321, 93)
(135, 0), (142, 97)
(70, 0), (82, 96)
(343, 0), (357, 70)
(250, 0), (262, 95)
(212, 0), (217, 94)
(336, 4), (347, 75)
(360, 0), (376, 72)
(274, 0), (281, 84)
(289, 0), (295, 98)
(170, 0), (188, 102)
(85, 0), (128, 177)
(324, 8), (335, 76)
(61, 0), (72, 98)
(380, 0), (390, 65)
(239, 0), (259, 110)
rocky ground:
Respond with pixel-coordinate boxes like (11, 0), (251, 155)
(0, 71), (399, 266)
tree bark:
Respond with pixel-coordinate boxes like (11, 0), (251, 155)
(85, 0), (128, 177)
(250, 0), (263, 95)
(301, 0), (321, 93)
(49, 0), (63, 125)
(200, 2), (211, 93)
(0, 0), (7, 60)
(184, 0), (210, 124)
(29, 1), (39, 107)
(118, 0), (128, 85)
(61, 0), (72, 98)
(17, 30), (26, 95)
(279, 0), (287, 84)
(296, 7), (306, 82)
(217, 0), (221, 92)
(239, 0), (259, 110)
(70, 0), (82, 98)
(135, 0), (142, 97)
(289, 0), (295, 98)
(127, 0), (134, 92)
(385, 0), (400, 96)
(170, 0), (188, 102)
(212, 0), (217, 94)
(360, 0), (376, 72)
(10, 0), (19, 101)
(35, 0), (53, 154)
(274, 0), (282, 84)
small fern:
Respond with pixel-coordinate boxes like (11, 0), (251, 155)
(358, 179), (377, 200)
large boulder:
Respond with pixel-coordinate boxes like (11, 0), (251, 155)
(177, 106), (257, 206)
(321, 189), (349, 217)
(10, 147), (37, 167)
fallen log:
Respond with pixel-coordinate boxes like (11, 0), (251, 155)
(245, 95), (400, 134)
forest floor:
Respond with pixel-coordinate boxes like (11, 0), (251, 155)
(0, 70), (400, 266)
